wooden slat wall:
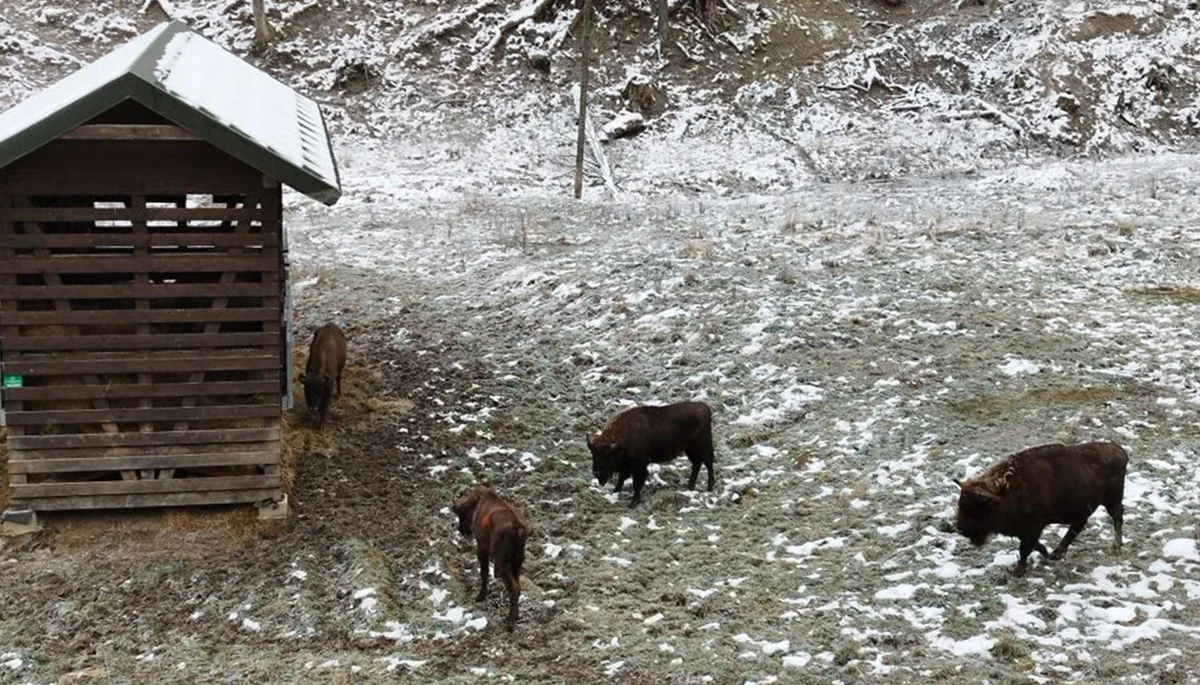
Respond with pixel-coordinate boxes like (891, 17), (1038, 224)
(0, 136), (286, 511)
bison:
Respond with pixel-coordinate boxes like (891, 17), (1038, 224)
(452, 485), (532, 632)
(299, 322), (347, 429)
(953, 440), (1127, 576)
(587, 400), (716, 508)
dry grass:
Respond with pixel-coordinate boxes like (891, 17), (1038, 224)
(953, 385), (1120, 419)
(42, 505), (269, 554)
(680, 239), (717, 260)
(1126, 284), (1200, 305)
(281, 352), (413, 495)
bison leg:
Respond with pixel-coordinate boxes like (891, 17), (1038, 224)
(318, 391), (332, 429)
(686, 435), (717, 492)
(1049, 520), (1087, 561)
(1105, 501), (1124, 554)
(686, 456), (702, 490)
(500, 568), (520, 632)
(613, 470), (628, 494)
(1013, 537), (1041, 576)
(629, 467), (648, 508)
(475, 550), (490, 602)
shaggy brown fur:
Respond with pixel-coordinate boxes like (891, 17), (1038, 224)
(587, 401), (716, 508)
(954, 440), (1127, 576)
(299, 323), (346, 429)
(452, 485), (532, 631)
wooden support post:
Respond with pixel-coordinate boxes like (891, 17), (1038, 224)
(573, 0), (593, 200)
(0, 196), (28, 500)
(132, 195), (158, 481)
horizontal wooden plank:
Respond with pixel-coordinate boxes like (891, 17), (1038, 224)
(8, 427), (280, 450)
(2, 282), (277, 300)
(60, 125), (202, 141)
(11, 440), (280, 461)
(0, 208), (267, 223)
(0, 232), (277, 249)
(10, 451), (279, 474)
(0, 255), (278, 274)
(4, 354), (279, 375)
(4, 307), (278, 325)
(11, 488), (282, 511)
(13, 475), (280, 498)
(0, 140), (265, 195)
(5, 404), (280, 426)
(4, 379), (279, 401)
(2, 333), (278, 352)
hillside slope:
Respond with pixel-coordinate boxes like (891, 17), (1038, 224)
(1, 0), (1197, 195)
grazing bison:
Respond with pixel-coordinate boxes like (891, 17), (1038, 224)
(452, 485), (531, 632)
(953, 440), (1127, 576)
(587, 401), (716, 508)
(299, 322), (347, 429)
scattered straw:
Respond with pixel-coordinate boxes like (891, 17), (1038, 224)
(953, 385), (1120, 419)
(1126, 284), (1200, 305)
(281, 352), (413, 497)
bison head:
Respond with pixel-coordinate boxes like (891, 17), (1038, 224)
(299, 372), (324, 415)
(954, 479), (999, 547)
(587, 436), (623, 486)
(451, 485), (486, 537)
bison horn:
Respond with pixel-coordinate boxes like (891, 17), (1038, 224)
(952, 477), (963, 489)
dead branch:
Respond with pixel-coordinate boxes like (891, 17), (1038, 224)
(969, 97), (1025, 136)
(546, 9), (581, 54)
(480, 0), (558, 55)
(571, 84), (620, 198)
(394, 0), (500, 55)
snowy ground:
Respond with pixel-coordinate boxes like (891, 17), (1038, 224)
(266, 147), (1200, 683)
(3, 0), (1200, 682)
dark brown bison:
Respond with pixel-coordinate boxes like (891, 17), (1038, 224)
(587, 401), (716, 508)
(452, 485), (531, 631)
(299, 322), (346, 429)
(953, 440), (1127, 576)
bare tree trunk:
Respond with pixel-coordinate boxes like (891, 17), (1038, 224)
(573, 0), (593, 199)
(657, 0), (669, 58)
(253, 0), (273, 52)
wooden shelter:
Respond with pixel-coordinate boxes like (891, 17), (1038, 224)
(0, 21), (341, 517)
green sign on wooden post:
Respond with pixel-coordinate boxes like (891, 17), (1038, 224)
(3, 374), (23, 389)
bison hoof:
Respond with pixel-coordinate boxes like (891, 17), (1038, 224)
(1011, 563), (1028, 577)
(629, 499), (641, 509)
(475, 592), (487, 602)
(1048, 550), (1065, 561)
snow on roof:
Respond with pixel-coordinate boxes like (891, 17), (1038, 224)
(0, 21), (341, 206)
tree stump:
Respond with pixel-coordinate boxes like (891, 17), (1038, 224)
(622, 74), (668, 118)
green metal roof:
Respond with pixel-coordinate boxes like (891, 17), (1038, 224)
(0, 20), (341, 205)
